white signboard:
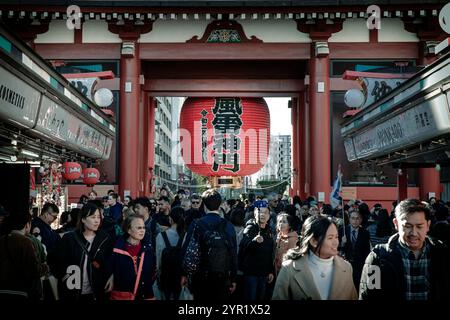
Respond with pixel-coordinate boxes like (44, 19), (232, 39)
(34, 95), (110, 159)
(345, 91), (450, 160)
(361, 77), (407, 109)
(0, 65), (41, 128)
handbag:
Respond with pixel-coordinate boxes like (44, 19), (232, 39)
(182, 221), (201, 275)
(110, 250), (145, 300)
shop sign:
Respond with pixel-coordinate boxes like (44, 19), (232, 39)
(0, 65), (41, 128)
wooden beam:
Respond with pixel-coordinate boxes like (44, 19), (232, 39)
(34, 43), (121, 59)
(139, 43), (310, 60)
(144, 79), (304, 96)
(330, 78), (362, 91)
(330, 42), (419, 59)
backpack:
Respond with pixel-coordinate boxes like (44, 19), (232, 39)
(198, 218), (232, 276)
(159, 231), (184, 292)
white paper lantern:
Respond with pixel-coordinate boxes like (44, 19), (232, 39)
(93, 88), (114, 107)
(344, 89), (365, 108)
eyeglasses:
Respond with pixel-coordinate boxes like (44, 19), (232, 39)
(48, 212), (58, 219)
(32, 232), (40, 237)
(192, 201), (201, 204)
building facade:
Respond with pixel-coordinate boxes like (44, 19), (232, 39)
(278, 135), (292, 181)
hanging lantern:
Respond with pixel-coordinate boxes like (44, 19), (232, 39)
(344, 89), (365, 109)
(83, 168), (100, 186)
(61, 162), (82, 180)
(179, 97), (270, 177)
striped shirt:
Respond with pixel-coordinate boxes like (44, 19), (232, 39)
(397, 240), (431, 300)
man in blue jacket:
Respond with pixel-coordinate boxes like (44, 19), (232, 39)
(181, 189), (237, 301)
(31, 203), (60, 259)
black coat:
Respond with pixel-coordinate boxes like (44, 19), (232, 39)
(53, 230), (113, 300)
(239, 220), (275, 277)
(341, 226), (371, 286)
(359, 234), (450, 300)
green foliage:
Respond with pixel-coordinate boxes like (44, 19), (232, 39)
(255, 180), (289, 195)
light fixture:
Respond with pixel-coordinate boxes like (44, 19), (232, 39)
(10, 155), (17, 162)
(435, 163), (441, 172)
(11, 139), (17, 146)
(21, 149), (39, 158)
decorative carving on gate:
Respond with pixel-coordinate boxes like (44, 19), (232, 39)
(187, 20), (262, 43)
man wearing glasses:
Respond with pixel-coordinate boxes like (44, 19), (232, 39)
(267, 193), (279, 234)
(31, 203), (60, 258)
(184, 194), (205, 229)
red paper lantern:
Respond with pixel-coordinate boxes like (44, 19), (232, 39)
(83, 168), (100, 186)
(179, 97), (270, 177)
(61, 162), (82, 180)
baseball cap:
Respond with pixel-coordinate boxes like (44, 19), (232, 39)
(254, 200), (269, 208)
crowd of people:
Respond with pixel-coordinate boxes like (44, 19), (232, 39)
(0, 185), (449, 301)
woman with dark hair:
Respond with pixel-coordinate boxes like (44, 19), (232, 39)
(155, 206), (185, 300)
(272, 215), (357, 300)
(284, 204), (302, 234)
(106, 213), (156, 300)
(78, 194), (89, 206)
(358, 203), (371, 228)
(275, 213), (298, 275)
(56, 208), (80, 235)
(367, 208), (394, 247)
(53, 203), (113, 301)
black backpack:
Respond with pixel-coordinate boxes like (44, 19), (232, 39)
(198, 218), (232, 276)
(159, 231), (184, 292)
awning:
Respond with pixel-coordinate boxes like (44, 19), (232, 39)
(0, 23), (115, 163)
(341, 38), (450, 166)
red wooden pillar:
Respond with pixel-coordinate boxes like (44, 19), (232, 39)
(108, 21), (153, 199)
(397, 168), (408, 202)
(298, 20), (342, 203)
(309, 49), (331, 202)
(119, 44), (140, 198)
(291, 98), (300, 197)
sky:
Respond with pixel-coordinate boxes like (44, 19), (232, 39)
(264, 97), (292, 136)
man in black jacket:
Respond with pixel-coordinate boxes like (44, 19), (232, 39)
(341, 210), (371, 292)
(181, 189), (237, 302)
(360, 199), (450, 300)
(239, 200), (275, 301)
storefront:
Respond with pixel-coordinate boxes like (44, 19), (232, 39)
(0, 24), (116, 214)
(341, 38), (450, 202)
